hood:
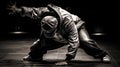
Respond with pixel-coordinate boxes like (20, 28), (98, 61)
(47, 4), (63, 25)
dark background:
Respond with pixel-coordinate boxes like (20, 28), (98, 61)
(0, 0), (119, 38)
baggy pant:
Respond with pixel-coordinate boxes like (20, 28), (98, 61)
(28, 26), (107, 59)
(29, 36), (67, 59)
(78, 26), (107, 58)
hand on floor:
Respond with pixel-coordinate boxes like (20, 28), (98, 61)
(55, 61), (68, 65)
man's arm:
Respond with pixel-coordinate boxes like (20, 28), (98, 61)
(63, 16), (79, 61)
(55, 15), (79, 65)
(7, 4), (49, 19)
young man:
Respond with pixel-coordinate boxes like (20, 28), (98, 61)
(8, 4), (110, 65)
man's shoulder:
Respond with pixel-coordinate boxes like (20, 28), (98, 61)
(63, 14), (81, 22)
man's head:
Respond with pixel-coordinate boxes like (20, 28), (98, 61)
(41, 16), (58, 33)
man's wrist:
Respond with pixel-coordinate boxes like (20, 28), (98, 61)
(16, 8), (22, 13)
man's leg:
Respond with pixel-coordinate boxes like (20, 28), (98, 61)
(78, 26), (109, 60)
(23, 39), (47, 61)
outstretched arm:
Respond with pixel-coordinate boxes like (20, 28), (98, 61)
(7, 4), (49, 19)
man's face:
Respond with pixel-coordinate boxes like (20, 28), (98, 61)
(41, 16), (58, 33)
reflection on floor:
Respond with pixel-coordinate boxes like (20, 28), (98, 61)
(0, 36), (120, 67)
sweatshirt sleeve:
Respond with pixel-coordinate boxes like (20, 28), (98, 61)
(20, 6), (49, 19)
(63, 15), (79, 59)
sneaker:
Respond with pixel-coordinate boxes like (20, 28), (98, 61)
(23, 55), (43, 61)
(101, 55), (111, 62)
(23, 55), (32, 61)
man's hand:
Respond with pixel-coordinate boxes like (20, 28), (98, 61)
(55, 61), (68, 65)
(7, 2), (21, 15)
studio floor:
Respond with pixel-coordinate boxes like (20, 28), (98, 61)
(0, 34), (120, 67)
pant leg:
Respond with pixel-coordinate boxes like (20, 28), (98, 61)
(28, 36), (67, 59)
(78, 26), (107, 58)
(29, 38), (47, 59)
